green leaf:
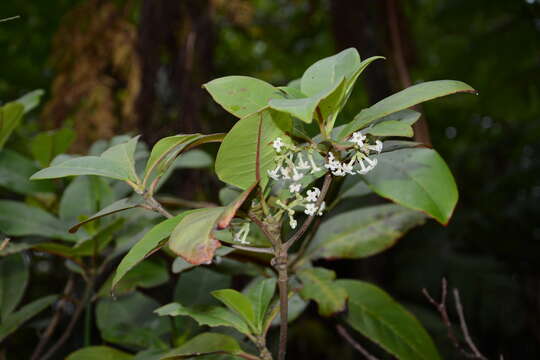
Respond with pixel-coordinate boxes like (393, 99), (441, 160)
(99, 259), (169, 297)
(339, 279), (441, 360)
(339, 80), (477, 139)
(244, 277), (276, 332)
(29, 127), (75, 167)
(155, 303), (250, 335)
(31, 136), (141, 182)
(14, 89), (45, 114)
(269, 77), (346, 124)
(112, 213), (194, 291)
(211, 289), (257, 331)
(96, 291), (169, 349)
(174, 267), (231, 307)
(0, 200), (77, 241)
(217, 182), (257, 229)
(306, 204), (426, 260)
(215, 109), (292, 190)
(71, 219), (125, 256)
(0, 295), (57, 343)
(169, 207), (225, 265)
(0, 102), (24, 149)
(300, 48), (361, 97)
(362, 148), (458, 224)
(59, 176), (115, 225)
(69, 197), (141, 233)
(161, 333), (244, 359)
(67, 347), (133, 360)
(203, 76), (283, 118)
(297, 267), (347, 316)
(375, 109), (421, 126)
(365, 120), (414, 137)
(0, 254), (29, 320)
(0, 150), (54, 195)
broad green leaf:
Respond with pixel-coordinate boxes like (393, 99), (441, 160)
(365, 120), (414, 137)
(306, 204), (425, 260)
(161, 333), (243, 359)
(297, 267), (347, 316)
(0, 200), (77, 241)
(66, 346), (133, 360)
(155, 303), (250, 335)
(339, 279), (441, 360)
(169, 207), (225, 265)
(339, 80), (477, 139)
(173, 149), (213, 169)
(144, 134), (201, 182)
(215, 109), (292, 190)
(375, 109), (421, 126)
(59, 176), (115, 225)
(244, 277), (276, 331)
(29, 127), (75, 167)
(0, 254), (29, 320)
(0, 150), (54, 195)
(133, 349), (166, 360)
(300, 48), (361, 97)
(269, 77), (346, 124)
(212, 289), (257, 331)
(0, 295), (57, 343)
(31, 136), (141, 182)
(362, 148), (458, 224)
(0, 103), (24, 149)
(174, 267), (231, 306)
(204, 76), (283, 118)
(15, 89), (45, 114)
(71, 219), (124, 256)
(112, 212), (193, 290)
(99, 259), (169, 297)
(69, 197), (141, 233)
(277, 86), (305, 99)
(96, 291), (169, 349)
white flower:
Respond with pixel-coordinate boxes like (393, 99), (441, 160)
(357, 156), (378, 175)
(350, 132), (366, 147)
(332, 166), (346, 176)
(289, 216), (297, 229)
(296, 153), (311, 170)
(364, 156), (378, 169)
(357, 158), (370, 175)
(273, 137), (284, 153)
(308, 153), (322, 173)
(268, 166), (281, 180)
(367, 140), (383, 154)
(317, 201), (326, 216)
(292, 168), (304, 182)
(233, 223), (250, 245)
(280, 167), (291, 179)
(325, 152), (341, 172)
(289, 183), (302, 193)
(304, 203), (318, 216)
(341, 158), (356, 175)
(306, 187), (321, 202)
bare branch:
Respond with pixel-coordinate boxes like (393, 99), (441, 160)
(336, 324), (380, 360)
(453, 289), (488, 360)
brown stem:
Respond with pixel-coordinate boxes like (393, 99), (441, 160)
(422, 278), (488, 360)
(143, 195), (174, 218)
(336, 324), (380, 360)
(453, 289), (488, 360)
(31, 276), (75, 360)
(40, 277), (95, 360)
(274, 251), (289, 360)
(232, 244), (274, 254)
(284, 173), (332, 250)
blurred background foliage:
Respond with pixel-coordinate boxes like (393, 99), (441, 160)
(1, 0), (539, 358)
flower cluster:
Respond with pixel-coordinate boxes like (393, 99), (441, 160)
(276, 186), (325, 229)
(232, 222), (251, 245)
(324, 132), (382, 176)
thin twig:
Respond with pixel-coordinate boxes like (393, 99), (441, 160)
(40, 277), (95, 360)
(31, 276), (75, 360)
(231, 244), (274, 254)
(0, 16), (20, 23)
(453, 289), (488, 360)
(283, 173), (332, 250)
(156, 195), (218, 209)
(143, 195), (174, 218)
(289, 217), (321, 270)
(422, 278), (488, 360)
(336, 324), (380, 360)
